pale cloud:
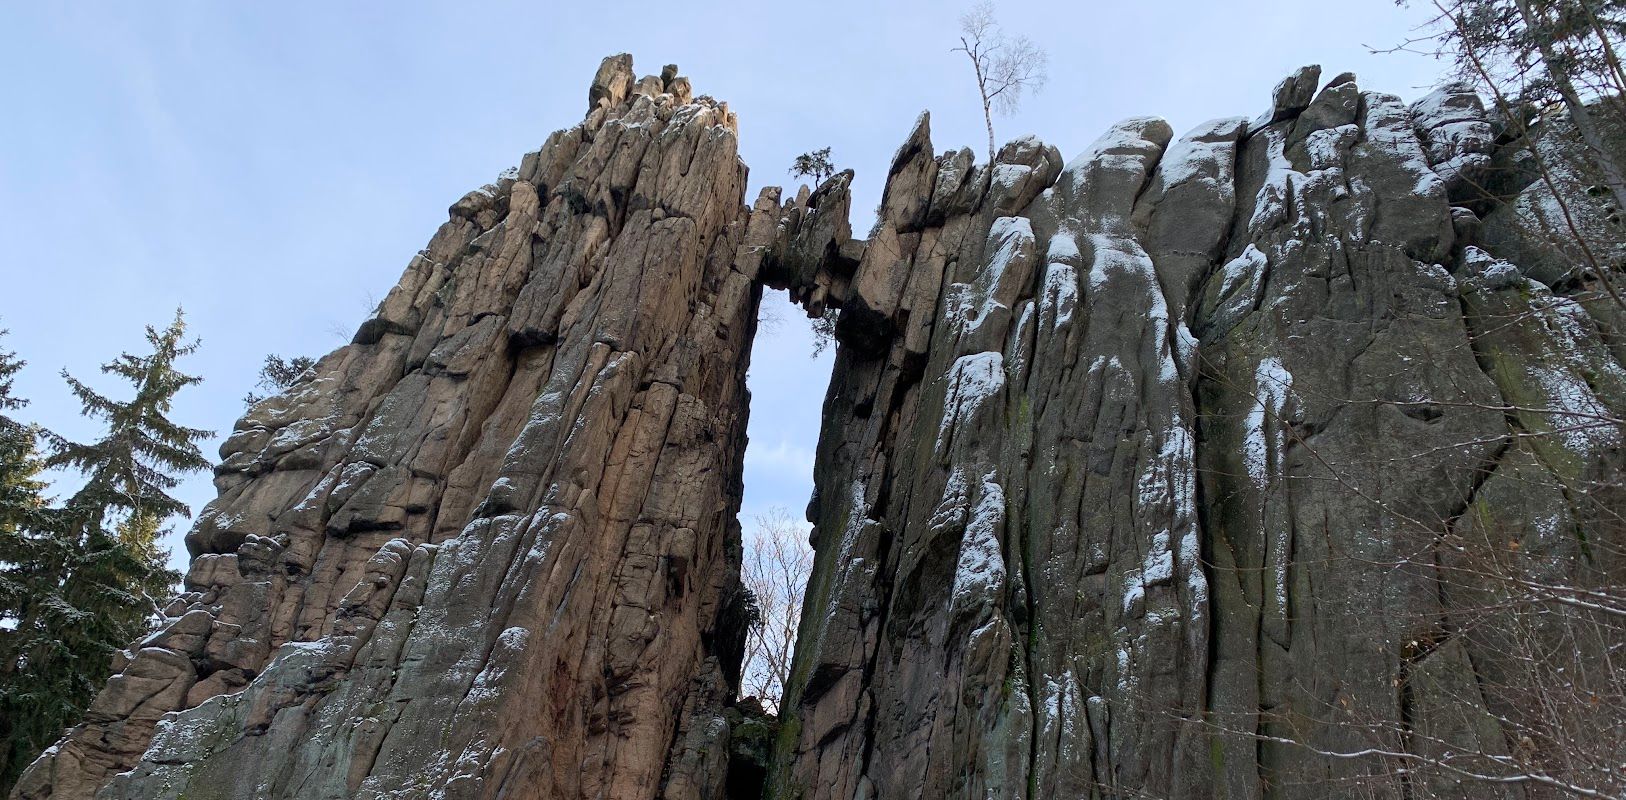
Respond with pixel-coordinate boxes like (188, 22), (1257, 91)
(744, 439), (817, 478)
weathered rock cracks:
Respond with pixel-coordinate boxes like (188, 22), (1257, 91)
(18, 55), (758, 800)
(15, 57), (1625, 800)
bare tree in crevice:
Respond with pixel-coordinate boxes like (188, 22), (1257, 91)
(740, 508), (813, 714)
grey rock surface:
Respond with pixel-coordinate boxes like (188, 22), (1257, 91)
(16, 57), (1625, 800)
(766, 69), (1625, 800)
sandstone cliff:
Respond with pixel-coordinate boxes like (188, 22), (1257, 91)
(15, 57), (1624, 799)
(18, 55), (760, 800)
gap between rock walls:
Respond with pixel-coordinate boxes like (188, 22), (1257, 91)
(12, 54), (1626, 800)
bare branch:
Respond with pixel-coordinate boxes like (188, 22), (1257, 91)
(953, 1), (1048, 164)
(739, 507), (813, 713)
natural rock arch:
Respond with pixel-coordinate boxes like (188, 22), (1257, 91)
(14, 55), (1625, 800)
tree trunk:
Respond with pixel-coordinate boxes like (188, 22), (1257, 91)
(1515, 0), (1626, 217)
(984, 100), (996, 168)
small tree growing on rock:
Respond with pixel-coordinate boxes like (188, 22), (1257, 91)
(809, 307), (839, 359)
(242, 353), (315, 407)
(953, 1), (1049, 166)
(789, 147), (836, 188)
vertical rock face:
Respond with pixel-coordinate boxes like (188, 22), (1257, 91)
(766, 70), (1624, 799)
(17, 57), (1625, 800)
(16, 55), (762, 800)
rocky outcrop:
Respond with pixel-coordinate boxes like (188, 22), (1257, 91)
(16, 55), (763, 800)
(764, 68), (1625, 799)
(17, 56), (1625, 800)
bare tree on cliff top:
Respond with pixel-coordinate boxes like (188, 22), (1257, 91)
(953, 1), (1049, 166)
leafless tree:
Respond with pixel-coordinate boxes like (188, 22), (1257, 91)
(1507, 0), (1626, 211)
(1149, 363), (1626, 798)
(952, 1), (1049, 166)
(740, 508), (813, 713)
(756, 291), (785, 336)
(1380, 0), (1626, 307)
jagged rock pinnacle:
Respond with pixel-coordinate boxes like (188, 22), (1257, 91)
(16, 56), (1625, 800)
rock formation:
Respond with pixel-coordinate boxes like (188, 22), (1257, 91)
(17, 55), (760, 800)
(15, 57), (1625, 799)
(762, 67), (1626, 800)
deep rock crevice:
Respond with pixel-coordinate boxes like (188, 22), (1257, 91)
(12, 54), (1626, 800)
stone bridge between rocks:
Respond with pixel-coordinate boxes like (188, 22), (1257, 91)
(15, 54), (1625, 800)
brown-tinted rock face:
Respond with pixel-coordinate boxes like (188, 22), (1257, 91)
(16, 55), (762, 800)
(18, 58), (1626, 800)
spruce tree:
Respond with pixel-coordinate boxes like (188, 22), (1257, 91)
(0, 329), (49, 624)
(0, 328), (61, 795)
(49, 309), (213, 524)
(0, 327), (23, 421)
(0, 311), (212, 793)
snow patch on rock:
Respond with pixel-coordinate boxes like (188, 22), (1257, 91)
(950, 473), (1008, 611)
(1244, 356), (1294, 491)
(937, 352), (1007, 452)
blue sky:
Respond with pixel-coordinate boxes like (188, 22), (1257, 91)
(0, 1), (1451, 569)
